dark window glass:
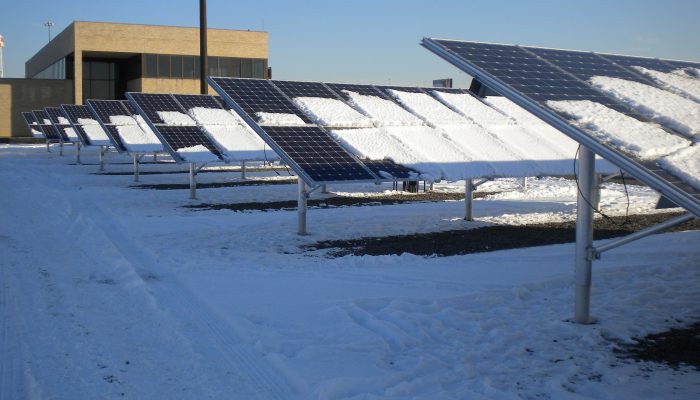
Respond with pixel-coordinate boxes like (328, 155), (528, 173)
(144, 54), (157, 77)
(207, 56), (219, 76)
(253, 60), (264, 79)
(219, 57), (234, 77)
(171, 56), (183, 78)
(194, 56), (201, 79)
(82, 61), (90, 80)
(91, 62), (110, 80)
(183, 56), (195, 78)
(158, 55), (171, 77)
(91, 80), (110, 100)
(241, 59), (253, 78)
(82, 80), (91, 100)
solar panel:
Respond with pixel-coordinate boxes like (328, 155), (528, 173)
(262, 126), (376, 182)
(127, 93), (184, 124)
(126, 92), (223, 162)
(173, 94), (223, 110)
(58, 108), (91, 145)
(45, 107), (74, 141)
(62, 104), (115, 146)
(325, 83), (389, 100)
(85, 100), (130, 152)
(209, 78), (313, 124)
(32, 110), (60, 140)
(61, 104), (96, 124)
(423, 38), (700, 215)
(361, 159), (416, 180)
(525, 46), (657, 85)
(272, 80), (339, 99)
(22, 112), (45, 138)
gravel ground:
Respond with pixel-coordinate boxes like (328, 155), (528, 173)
(616, 321), (700, 370)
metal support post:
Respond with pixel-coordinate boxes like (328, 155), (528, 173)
(153, 152), (157, 163)
(321, 184), (328, 194)
(522, 177), (528, 189)
(98, 146), (105, 172)
(591, 173), (603, 212)
(75, 142), (81, 164)
(429, 182), (434, 192)
(574, 146), (596, 324)
(241, 161), (246, 180)
(133, 154), (140, 182)
(298, 179), (308, 235)
(59, 138), (64, 156)
(464, 179), (474, 221)
(46, 141), (50, 152)
(189, 163), (197, 199)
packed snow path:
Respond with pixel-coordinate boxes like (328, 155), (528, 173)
(1, 145), (698, 399)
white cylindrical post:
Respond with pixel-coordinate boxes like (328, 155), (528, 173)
(133, 154), (140, 182)
(591, 173), (603, 212)
(464, 179), (474, 221)
(241, 161), (246, 180)
(46, 141), (50, 152)
(59, 138), (64, 156)
(522, 177), (528, 189)
(75, 142), (81, 164)
(153, 152), (157, 163)
(321, 184), (328, 194)
(189, 163), (197, 199)
(429, 182), (434, 192)
(98, 146), (105, 172)
(574, 146), (596, 324)
(298, 179), (307, 235)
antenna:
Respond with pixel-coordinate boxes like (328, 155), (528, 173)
(43, 21), (54, 42)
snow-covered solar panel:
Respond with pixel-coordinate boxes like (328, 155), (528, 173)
(210, 77), (380, 184)
(86, 99), (156, 153)
(173, 93), (278, 162)
(61, 104), (112, 146)
(22, 112), (45, 139)
(32, 110), (61, 140)
(273, 80), (339, 99)
(423, 38), (700, 215)
(126, 92), (221, 163)
(45, 107), (79, 142)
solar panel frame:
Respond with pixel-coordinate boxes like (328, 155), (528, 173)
(272, 80), (341, 100)
(422, 37), (700, 216)
(58, 107), (91, 145)
(85, 100), (131, 152)
(172, 94), (224, 111)
(209, 77), (383, 185)
(361, 159), (417, 180)
(125, 92), (223, 163)
(325, 82), (391, 100)
(21, 112), (45, 139)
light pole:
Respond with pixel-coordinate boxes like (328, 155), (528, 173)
(200, 0), (207, 94)
(43, 21), (54, 43)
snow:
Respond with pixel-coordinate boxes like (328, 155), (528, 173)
(0, 144), (697, 399)
(431, 90), (515, 125)
(590, 76), (700, 137)
(110, 115), (164, 152)
(63, 127), (80, 142)
(343, 90), (425, 127)
(187, 107), (278, 161)
(57, 116), (71, 125)
(81, 124), (112, 146)
(157, 111), (197, 126)
(387, 89), (471, 126)
(255, 112), (307, 126)
(30, 129), (44, 138)
(175, 144), (219, 163)
(633, 66), (700, 102)
(548, 100), (691, 160)
(293, 97), (374, 128)
(659, 145), (700, 190)
(77, 117), (100, 125)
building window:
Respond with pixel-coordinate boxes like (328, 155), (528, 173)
(219, 57), (240, 77)
(171, 56), (183, 78)
(83, 60), (118, 100)
(183, 56), (195, 78)
(144, 54), (157, 77)
(241, 59), (252, 78)
(157, 55), (170, 77)
(207, 56), (219, 77)
(32, 57), (67, 79)
(253, 59), (265, 79)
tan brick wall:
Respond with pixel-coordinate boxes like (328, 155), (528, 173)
(138, 78), (218, 95)
(0, 79), (74, 138)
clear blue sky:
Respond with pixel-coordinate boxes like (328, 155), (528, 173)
(1, 0), (699, 86)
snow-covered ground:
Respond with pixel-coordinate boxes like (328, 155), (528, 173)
(1, 144), (698, 399)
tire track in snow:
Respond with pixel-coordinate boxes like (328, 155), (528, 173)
(79, 201), (298, 400)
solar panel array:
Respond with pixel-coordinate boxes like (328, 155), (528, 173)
(85, 100), (132, 152)
(422, 38), (700, 215)
(21, 112), (45, 139)
(32, 110), (61, 140)
(126, 92), (223, 162)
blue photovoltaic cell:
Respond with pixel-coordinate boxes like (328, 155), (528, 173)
(273, 80), (339, 99)
(128, 93), (184, 124)
(45, 107), (72, 141)
(261, 126), (375, 182)
(22, 112), (44, 138)
(155, 126), (222, 158)
(525, 46), (657, 85)
(58, 107), (91, 145)
(173, 94), (223, 111)
(85, 100), (130, 151)
(209, 78), (312, 124)
(61, 104), (97, 124)
(325, 83), (389, 100)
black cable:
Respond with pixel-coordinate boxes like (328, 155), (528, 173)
(573, 145), (612, 220)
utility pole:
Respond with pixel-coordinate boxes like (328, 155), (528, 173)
(0, 35), (5, 78)
(200, 0), (208, 94)
(43, 21), (54, 43)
